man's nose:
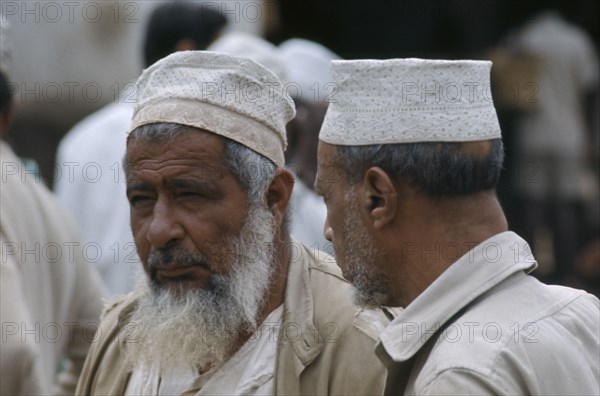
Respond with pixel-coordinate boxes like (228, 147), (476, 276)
(146, 198), (185, 248)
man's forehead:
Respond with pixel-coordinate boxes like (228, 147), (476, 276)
(128, 129), (224, 160)
(316, 142), (344, 192)
(125, 131), (231, 180)
(317, 140), (338, 163)
(317, 140), (342, 166)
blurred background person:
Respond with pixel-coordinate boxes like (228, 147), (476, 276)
(54, 2), (227, 296)
(0, 16), (105, 395)
(207, 31), (289, 81)
(280, 38), (338, 252)
(497, 0), (599, 288)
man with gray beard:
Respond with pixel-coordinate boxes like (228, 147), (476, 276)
(315, 58), (600, 395)
(75, 51), (389, 395)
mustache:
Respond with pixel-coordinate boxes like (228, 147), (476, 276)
(147, 243), (212, 272)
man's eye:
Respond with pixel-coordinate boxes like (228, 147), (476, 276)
(129, 195), (153, 205)
(178, 191), (207, 201)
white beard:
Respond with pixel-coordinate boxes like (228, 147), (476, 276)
(123, 204), (276, 375)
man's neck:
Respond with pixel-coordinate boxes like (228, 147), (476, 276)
(388, 191), (508, 307)
(261, 232), (290, 321)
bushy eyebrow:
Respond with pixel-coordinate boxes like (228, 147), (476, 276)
(165, 178), (217, 193)
(126, 182), (153, 196)
(126, 177), (221, 199)
(127, 179), (215, 193)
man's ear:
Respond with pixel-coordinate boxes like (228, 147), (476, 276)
(359, 167), (397, 229)
(266, 168), (295, 226)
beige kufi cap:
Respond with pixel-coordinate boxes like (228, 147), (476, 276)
(129, 51), (296, 167)
(279, 38), (340, 103)
(319, 58), (501, 145)
(207, 32), (288, 82)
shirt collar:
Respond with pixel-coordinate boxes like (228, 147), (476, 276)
(282, 242), (323, 364)
(378, 231), (537, 362)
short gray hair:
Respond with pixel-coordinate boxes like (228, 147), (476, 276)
(334, 139), (504, 198)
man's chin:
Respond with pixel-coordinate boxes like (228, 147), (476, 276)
(125, 279), (242, 373)
(348, 279), (391, 309)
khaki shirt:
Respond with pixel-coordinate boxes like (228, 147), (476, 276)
(377, 231), (600, 395)
(0, 142), (106, 395)
(76, 243), (389, 395)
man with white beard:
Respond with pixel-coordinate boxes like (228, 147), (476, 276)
(75, 51), (388, 395)
(315, 58), (600, 394)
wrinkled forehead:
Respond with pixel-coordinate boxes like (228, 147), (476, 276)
(125, 126), (228, 176)
(316, 141), (339, 169)
(128, 123), (222, 152)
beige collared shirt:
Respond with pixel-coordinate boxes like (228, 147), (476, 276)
(377, 231), (600, 395)
(1, 142), (106, 395)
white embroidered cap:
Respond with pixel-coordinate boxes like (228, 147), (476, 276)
(0, 15), (11, 76)
(129, 51), (296, 167)
(319, 58), (501, 145)
(279, 38), (340, 103)
(207, 32), (289, 82)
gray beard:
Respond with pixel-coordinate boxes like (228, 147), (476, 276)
(123, 204), (276, 374)
(343, 198), (391, 309)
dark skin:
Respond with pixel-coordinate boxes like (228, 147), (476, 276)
(316, 140), (509, 308)
(126, 127), (295, 328)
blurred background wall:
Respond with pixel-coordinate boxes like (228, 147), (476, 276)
(3, 0), (264, 183)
